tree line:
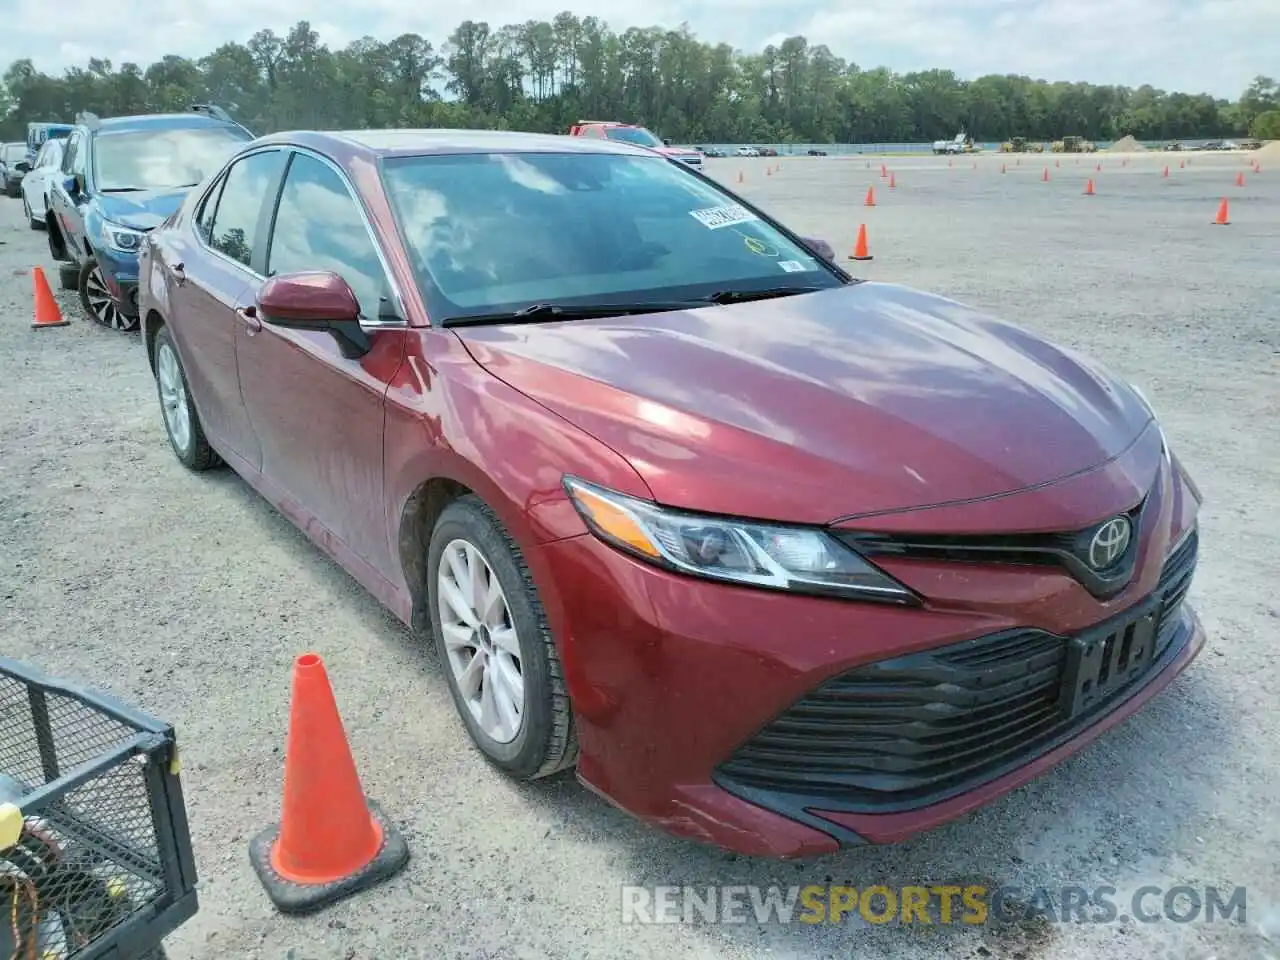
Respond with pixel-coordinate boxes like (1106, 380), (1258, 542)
(2, 16), (1278, 145)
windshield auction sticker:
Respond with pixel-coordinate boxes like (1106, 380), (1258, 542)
(690, 204), (759, 230)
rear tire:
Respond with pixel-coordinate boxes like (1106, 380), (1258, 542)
(427, 495), (577, 781)
(153, 325), (219, 471)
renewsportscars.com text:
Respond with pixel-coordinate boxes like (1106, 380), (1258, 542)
(620, 884), (1248, 926)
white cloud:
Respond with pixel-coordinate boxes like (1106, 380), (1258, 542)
(2, 0), (1274, 98)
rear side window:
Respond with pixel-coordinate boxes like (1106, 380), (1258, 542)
(205, 150), (287, 269)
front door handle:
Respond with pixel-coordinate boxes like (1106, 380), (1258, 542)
(171, 261), (186, 286)
(237, 304), (262, 334)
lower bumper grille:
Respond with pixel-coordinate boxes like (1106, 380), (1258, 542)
(716, 529), (1198, 813)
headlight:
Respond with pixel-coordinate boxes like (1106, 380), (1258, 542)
(102, 223), (145, 253)
(563, 477), (917, 604)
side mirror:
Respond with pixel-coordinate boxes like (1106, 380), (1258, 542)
(662, 138), (673, 146)
(257, 271), (370, 358)
(15, 161), (31, 173)
(799, 236), (836, 262)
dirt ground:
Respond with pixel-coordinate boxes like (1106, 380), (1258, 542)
(0, 148), (1277, 960)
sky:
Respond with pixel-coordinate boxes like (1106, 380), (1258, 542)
(2, 0), (1275, 100)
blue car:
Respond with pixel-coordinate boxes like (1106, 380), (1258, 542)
(46, 105), (254, 331)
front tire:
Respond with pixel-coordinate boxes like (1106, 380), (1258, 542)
(79, 258), (138, 331)
(153, 326), (219, 471)
(427, 496), (577, 780)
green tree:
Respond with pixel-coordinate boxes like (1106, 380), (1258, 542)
(1250, 109), (1280, 140)
(0, 17), (1264, 144)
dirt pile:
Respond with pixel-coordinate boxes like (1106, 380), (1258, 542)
(1107, 135), (1146, 152)
(1254, 140), (1280, 163)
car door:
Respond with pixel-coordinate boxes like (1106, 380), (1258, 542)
(234, 148), (407, 579)
(159, 148), (290, 470)
(53, 131), (90, 262)
(23, 140), (63, 219)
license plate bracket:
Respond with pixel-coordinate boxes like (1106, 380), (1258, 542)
(1059, 605), (1160, 718)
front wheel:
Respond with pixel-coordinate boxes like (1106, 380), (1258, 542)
(427, 496), (577, 780)
(153, 326), (219, 471)
(79, 258), (138, 331)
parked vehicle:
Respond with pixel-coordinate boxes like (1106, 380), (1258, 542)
(1, 142), (29, 197)
(566, 121), (703, 169)
(26, 121), (75, 165)
(933, 131), (975, 155)
(736, 145), (760, 157)
(18, 137), (65, 229)
(46, 105), (254, 331)
(806, 149), (828, 156)
(1052, 136), (1097, 153)
(999, 137), (1045, 153)
(138, 128), (1203, 858)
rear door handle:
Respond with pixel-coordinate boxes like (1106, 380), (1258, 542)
(237, 304), (262, 334)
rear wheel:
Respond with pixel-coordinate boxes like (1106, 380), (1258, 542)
(427, 496), (577, 780)
(79, 258), (138, 331)
(153, 326), (219, 471)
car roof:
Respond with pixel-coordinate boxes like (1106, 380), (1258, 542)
(89, 114), (247, 135)
(250, 128), (656, 161)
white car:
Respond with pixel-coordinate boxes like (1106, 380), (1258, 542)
(736, 146), (760, 157)
(19, 137), (65, 230)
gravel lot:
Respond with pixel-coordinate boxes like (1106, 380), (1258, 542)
(1, 149), (1277, 960)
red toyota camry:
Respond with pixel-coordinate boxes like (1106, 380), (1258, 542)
(137, 129), (1203, 858)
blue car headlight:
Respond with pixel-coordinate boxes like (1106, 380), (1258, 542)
(102, 222), (146, 254)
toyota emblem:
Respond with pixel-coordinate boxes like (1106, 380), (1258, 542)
(1087, 517), (1131, 570)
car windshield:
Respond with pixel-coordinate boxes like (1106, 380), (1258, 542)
(381, 151), (842, 322)
(2, 144), (26, 162)
(93, 126), (253, 192)
(603, 127), (663, 148)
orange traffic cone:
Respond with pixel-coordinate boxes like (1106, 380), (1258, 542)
(1179, 159), (1185, 169)
(888, 172), (896, 188)
(848, 224), (873, 261)
(1096, 162), (1102, 172)
(1042, 167), (1050, 182)
(1084, 178), (1095, 196)
(737, 170), (744, 184)
(880, 164), (888, 178)
(1235, 172), (1245, 187)
(31, 267), (69, 329)
(249, 653), (409, 913)
(864, 185), (876, 206)
(766, 166), (772, 177)
(1000, 163), (1006, 174)
(1212, 198), (1229, 225)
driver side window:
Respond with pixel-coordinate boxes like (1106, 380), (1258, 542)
(60, 134), (80, 176)
(265, 152), (389, 320)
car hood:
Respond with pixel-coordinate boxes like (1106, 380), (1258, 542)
(455, 282), (1154, 524)
(96, 189), (189, 231)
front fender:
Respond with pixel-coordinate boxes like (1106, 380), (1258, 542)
(383, 329), (655, 670)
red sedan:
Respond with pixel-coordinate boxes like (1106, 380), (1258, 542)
(137, 129), (1204, 858)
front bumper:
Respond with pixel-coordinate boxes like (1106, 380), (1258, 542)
(93, 249), (141, 319)
(539, 462), (1203, 858)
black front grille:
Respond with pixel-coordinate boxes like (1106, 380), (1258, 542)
(835, 499), (1149, 600)
(715, 527), (1199, 814)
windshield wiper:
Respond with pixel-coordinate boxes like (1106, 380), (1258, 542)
(697, 285), (828, 305)
(99, 187), (150, 193)
(442, 300), (706, 327)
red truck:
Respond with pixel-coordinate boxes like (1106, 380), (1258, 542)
(567, 121), (704, 169)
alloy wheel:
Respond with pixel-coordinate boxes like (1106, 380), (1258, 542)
(437, 538), (525, 744)
(155, 342), (192, 456)
(84, 264), (128, 330)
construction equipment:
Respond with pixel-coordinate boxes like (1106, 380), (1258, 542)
(1053, 136), (1098, 154)
(999, 137), (1045, 154)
